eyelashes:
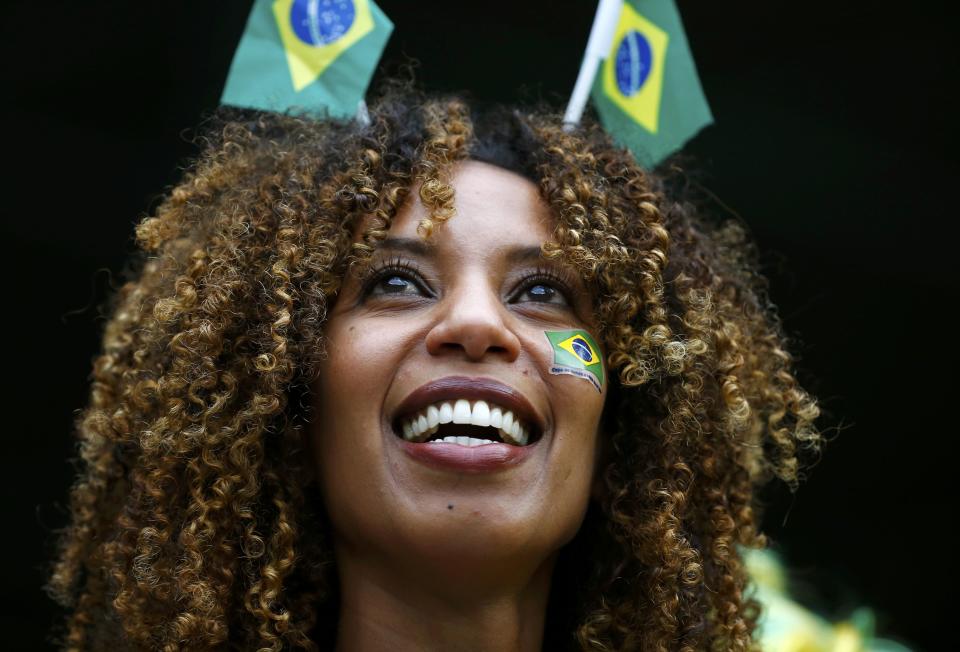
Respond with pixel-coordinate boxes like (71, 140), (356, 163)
(517, 267), (579, 304)
(358, 256), (428, 297)
(359, 255), (579, 306)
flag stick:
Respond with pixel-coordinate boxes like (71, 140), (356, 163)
(563, 0), (623, 131)
(356, 99), (371, 127)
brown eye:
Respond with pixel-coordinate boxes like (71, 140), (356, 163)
(379, 274), (415, 294)
(525, 283), (559, 301)
(360, 261), (431, 300)
(514, 276), (571, 306)
(366, 271), (423, 297)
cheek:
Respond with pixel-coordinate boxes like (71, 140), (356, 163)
(540, 425), (601, 549)
(527, 330), (606, 534)
(548, 397), (604, 545)
(309, 317), (419, 481)
(530, 328), (607, 437)
(314, 318), (396, 411)
(310, 323), (388, 473)
(309, 321), (398, 541)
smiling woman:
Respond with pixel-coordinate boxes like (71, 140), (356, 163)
(47, 78), (823, 651)
(311, 161), (609, 650)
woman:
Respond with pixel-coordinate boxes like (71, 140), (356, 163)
(48, 79), (824, 650)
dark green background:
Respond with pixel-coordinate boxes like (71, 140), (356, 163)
(2, 2), (951, 649)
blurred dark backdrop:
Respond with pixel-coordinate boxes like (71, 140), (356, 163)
(2, 1), (952, 649)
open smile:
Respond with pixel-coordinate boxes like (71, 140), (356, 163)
(387, 375), (549, 472)
(390, 375), (547, 447)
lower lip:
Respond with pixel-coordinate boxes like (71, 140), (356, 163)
(393, 436), (541, 473)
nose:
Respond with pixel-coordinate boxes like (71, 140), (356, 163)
(424, 275), (522, 363)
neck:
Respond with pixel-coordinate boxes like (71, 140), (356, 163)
(330, 545), (558, 652)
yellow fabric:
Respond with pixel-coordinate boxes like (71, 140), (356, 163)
(742, 547), (914, 651)
(600, 1), (669, 134)
(272, 0), (375, 91)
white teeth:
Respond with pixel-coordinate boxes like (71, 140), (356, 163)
(501, 410), (514, 434)
(398, 399), (536, 446)
(497, 411), (524, 446)
(452, 399), (472, 424)
(427, 435), (498, 447)
(427, 405), (440, 429)
(439, 402), (454, 424)
(470, 400), (491, 427)
(517, 424), (528, 446)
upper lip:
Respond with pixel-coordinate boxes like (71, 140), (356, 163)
(391, 376), (547, 435)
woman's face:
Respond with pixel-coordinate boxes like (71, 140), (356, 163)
(310, 160), (607, 592)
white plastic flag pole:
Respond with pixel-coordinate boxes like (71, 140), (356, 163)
(356, 100), (371, 127)
(563, 0), (623, 131)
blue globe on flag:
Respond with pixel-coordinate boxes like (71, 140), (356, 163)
(290, 0), (356, 46)
(571, 337), (594, 363)
(614, 29), (653, 97)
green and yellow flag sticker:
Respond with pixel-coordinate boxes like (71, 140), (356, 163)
(590, 0), (712, 167)
(221, 0), (393, 118)
(545, 330), (606, 393)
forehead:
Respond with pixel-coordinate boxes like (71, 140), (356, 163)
(387, 160), (555, 248)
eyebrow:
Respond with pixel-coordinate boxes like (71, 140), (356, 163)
(375, 237), (547, 264)
(374, 237), (433, 257)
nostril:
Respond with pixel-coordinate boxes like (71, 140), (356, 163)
(424, 314), (522, 363)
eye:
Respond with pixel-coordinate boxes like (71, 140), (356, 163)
(377, 273), (415, 294)
(360, 260), (430, 299)
(512, 269), (576, 307)
(517, 281), (564, 303)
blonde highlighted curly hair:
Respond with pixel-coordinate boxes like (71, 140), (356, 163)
(48, 77), (823, 651)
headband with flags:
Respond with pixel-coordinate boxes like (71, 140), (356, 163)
(219, 0), (709, 166)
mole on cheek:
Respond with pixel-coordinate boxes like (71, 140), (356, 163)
(447, 504), (454, 510)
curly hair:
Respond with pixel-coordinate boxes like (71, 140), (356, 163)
(47, 76), (823, 651)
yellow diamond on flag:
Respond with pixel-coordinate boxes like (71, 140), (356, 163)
(558, 334), (601, 368)
(273, 0), (375, 92)
(601, 3), (670, 134)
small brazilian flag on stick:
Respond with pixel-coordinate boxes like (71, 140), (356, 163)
(545, 330), (606, 393)
(221, 0), (393, 119)
(589, 0), (712, 167)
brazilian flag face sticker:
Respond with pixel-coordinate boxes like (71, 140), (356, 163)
(544, 330), (605, 393)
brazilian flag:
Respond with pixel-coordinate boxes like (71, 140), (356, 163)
(545, 330), (606, 393)
(590, 0), (712, 167)
(221, 0), (393, 118)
